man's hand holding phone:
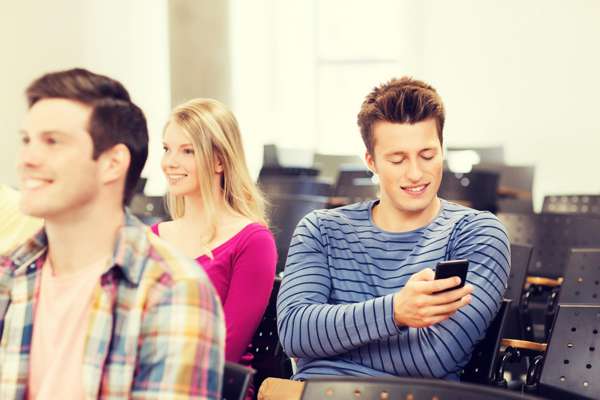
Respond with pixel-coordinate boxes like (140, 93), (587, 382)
(393, 261), (472, 328)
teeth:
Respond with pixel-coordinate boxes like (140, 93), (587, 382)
(405, 185), (426, 192)
(23, 179), (48, 189)
(168, 174), (187, 184)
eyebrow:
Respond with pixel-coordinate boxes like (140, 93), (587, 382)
(19, 129), (71, 138)
(162, 142), (193, 148)
(385, 147), (438, 156)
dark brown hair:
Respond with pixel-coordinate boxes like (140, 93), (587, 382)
(357, 77), (445, 155)
(26, 68), (148, 205)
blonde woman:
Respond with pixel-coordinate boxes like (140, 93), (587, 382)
(152, 98), (276, 366)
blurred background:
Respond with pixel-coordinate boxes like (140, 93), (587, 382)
(2, 0), (599, 210)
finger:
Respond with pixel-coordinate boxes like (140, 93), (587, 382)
(423, 295), (472, 316)
(429, 284), (474, 305)
(409, 268), (435, 282)
(417, 276), (463, 294)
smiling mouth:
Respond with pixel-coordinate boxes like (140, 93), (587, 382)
(401, 183), (429, 195)
(22, 178), (52, 190)
(167, 174), (188, 184)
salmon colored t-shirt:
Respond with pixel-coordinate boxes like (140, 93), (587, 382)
(28, 256), (110, 400)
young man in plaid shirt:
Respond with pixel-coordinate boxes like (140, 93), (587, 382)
(0, 68), (225, 399)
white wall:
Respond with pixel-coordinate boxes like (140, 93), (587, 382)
(0, 0), (171, 195)
(232, 0), (600, 208)
(230, 0), (319, 176)
(421, 0), (600, 207)
(3, 1), (600, 208)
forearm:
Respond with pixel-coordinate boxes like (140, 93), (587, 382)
(278, 290), (399, 358)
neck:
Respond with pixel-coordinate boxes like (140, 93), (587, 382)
(372, 196), (441, 233)
(181, 187), (231, 226)
(44, 198), (124, 275)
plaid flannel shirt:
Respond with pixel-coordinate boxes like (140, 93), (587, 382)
(0, 212), (225, 399)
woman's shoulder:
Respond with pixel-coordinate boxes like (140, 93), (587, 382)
(229, 222), (277, 273)
(233, 220), (274, 244)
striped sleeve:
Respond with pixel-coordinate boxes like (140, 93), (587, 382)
(413, 212), (511, 376)
(277, 212), (400, 359)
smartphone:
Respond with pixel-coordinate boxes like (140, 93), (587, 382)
(434, 259), (469, 293)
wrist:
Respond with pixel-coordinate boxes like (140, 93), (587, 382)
(392, 293), (405, 327)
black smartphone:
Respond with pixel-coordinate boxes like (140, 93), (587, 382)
(434, 259), (469, 293)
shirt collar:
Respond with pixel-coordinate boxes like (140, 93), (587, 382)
(110, 210), (153, 286)
(9, 210), (152, 286)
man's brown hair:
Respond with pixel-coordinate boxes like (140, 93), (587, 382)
(26, 68), (148, 205)
(357, 77), (445, 155)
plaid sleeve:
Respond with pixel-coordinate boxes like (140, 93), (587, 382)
(132, 274), (225, 400)
(0, 257), (12, 335)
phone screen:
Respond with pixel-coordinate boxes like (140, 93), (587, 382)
(434, 259), (469, 293)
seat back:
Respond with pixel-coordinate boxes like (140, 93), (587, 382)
(312, 153), (363, 183)
(503, 244), (533, 339)
(439, 169), (499, 212)
(301, 376), (542, 400)
(475, 163), (535, 194)
(221, 362), (255, 400)
(333, 166), (373, 196)
(461, 299), (511, 384)
(497, 212), (600, 279)
(497, 198), (534, 214)
(446, 146), (506, 164)
(259, 176), (333, 198)
(543, 195), (600, 215)
(538, 304), (600, 400)
(268, 194), (329, 273)
(129, 194), (168, 225)
(559, 249), (600, 304)
(333, 177), (378, 203)
(505, 244), (533, 303)
(249, 277), (292, 389)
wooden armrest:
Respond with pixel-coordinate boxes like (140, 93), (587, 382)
(526, 276), (563, 287)
(501, 339), (547, 352)
(258, 378), (304, 400)
(497, 186), (532, 199)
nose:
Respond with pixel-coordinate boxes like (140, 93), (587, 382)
(406, 158), (423, 182)
(17, 140), (43, 171)
(162, 150), (180, 169)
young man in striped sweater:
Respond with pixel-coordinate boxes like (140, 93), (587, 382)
(276, 77), (510, 385)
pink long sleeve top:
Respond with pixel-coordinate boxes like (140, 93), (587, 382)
(151, 222), (277, 363)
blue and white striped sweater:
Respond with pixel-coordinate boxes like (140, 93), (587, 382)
(277, 199), (510, 380)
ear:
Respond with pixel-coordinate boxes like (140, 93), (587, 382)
(365, 151), (377, 175)
(98, 144), (131, 185)
(214, 156), (224, 174)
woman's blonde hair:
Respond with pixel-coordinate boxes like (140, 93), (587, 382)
(165, 98), (267, 250)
